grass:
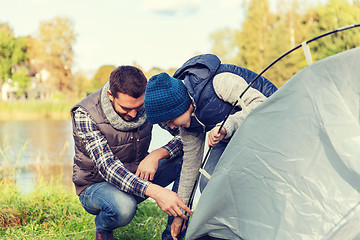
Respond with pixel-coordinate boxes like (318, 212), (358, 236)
(0, 100), (79, 121)
(0, 179), (168, 239)
(0, 101), (171, 239)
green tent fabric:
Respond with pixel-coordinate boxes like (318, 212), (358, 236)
(186, 47), (360, 240)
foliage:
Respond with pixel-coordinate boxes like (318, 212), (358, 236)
(210, 27), (238, 63)
(305, 0), (360, 61)
(0, 180), (167, 240)
(11, 67), (31, 97)
(0, 23), (29, 91)
(90, 65), (115, 93)
(0, 22), (13, 35)
(0, 180), (95, 239)
(51, 91), (68, 101)
(0, 142), (27, 184)
(71, 71), (90, 98)
(211, 0), (360, 87)
(260, 0), (309, 87)
(238, 0), (275, 72)
(144, 66), (169, 80)
(131, 62), (175, 81)
(114, 200), (168, 240)
(0, 23), (15, 83)
(2, 0), (360, 98)
(30, 17), (77, 96)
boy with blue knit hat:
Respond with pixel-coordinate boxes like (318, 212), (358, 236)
(145, 72), (192, 126)
(144, 54), (277, 239)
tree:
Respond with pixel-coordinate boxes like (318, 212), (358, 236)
(209, 27), (238, 64)
(92, 65), (115, 88)
(263, 0), (309, 87)
(12, 66), (31, 97)
(234, 0), (276, 73)
(305, 0), (360, 61)
(0, 23), (14, 85)
(71, 71), (89, 98)
(0, 23), (29, 99)
(144, 66), (165, 80)
(32, 17), (77, 97)
(210, 0), (360, 87)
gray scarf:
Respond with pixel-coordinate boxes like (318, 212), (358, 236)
(100, 81), (147, 131)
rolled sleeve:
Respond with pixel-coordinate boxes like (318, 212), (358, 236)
(158, 123), (183, 159)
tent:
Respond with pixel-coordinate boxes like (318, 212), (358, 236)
(185, 46), (360, 240)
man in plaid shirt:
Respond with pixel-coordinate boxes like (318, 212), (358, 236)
(71, 66), (192, 240)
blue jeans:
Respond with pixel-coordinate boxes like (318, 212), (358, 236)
(79, 156), (182, 239)
(199, 141), (228, 192)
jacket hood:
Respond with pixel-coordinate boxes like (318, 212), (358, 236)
(173, 54), (221, 80)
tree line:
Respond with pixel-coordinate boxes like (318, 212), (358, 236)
(0, 17), (76, 100)
(210, 0), (360, 87)
(0, 0), (359, 101)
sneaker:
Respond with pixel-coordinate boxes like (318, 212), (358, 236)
(95, 230), (114, 240)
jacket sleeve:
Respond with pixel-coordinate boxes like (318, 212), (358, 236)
(177, 128), (205, 206)
(213, 72), (267, 138)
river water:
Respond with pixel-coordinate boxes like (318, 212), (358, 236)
(0, 120), (172, 193)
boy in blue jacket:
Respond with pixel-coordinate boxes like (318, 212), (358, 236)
(144, 54), (277, 239)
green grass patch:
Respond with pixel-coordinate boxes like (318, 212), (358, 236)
(0, 100), (79, 121)
(0, 179), (168, 239)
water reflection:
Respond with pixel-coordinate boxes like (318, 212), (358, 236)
(0, 120), (74, 193)
(0, 120), (171, 193)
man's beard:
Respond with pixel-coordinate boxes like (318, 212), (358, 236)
(120, 113), (134, 122)
(110, 101), (135, 122)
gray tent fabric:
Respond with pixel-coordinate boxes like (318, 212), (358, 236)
(186, 47), (360, 240)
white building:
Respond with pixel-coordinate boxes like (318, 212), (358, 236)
(1, 69), (49, 101)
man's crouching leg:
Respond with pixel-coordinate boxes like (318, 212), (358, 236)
(79, 182), (137, 240)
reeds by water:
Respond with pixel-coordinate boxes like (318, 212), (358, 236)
(0, 100), (78, 121)
(0, 144), (168, 239)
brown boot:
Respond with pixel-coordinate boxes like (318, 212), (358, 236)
(95, 230), (114, 240)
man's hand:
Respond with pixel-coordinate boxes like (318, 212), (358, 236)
(145, 183), (192, 218)
(171, 216), (186, 240)
(135, 148), (169, 181)
(208, 125), (227, 147)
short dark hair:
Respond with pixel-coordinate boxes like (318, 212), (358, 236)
(109, 66), (147, 98)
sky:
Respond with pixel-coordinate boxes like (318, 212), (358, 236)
(1, 0), (247, 75)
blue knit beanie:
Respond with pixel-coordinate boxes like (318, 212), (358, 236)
(145, 72), (191, 124)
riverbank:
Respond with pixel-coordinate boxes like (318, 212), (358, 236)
(0, 178), (167, 239)
(0, 100), (79, 121)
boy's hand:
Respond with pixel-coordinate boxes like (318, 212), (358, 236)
(171, 217), (186, 240)
(208, 125), (227, 147)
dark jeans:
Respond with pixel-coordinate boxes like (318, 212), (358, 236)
(79, 156), (182, 239)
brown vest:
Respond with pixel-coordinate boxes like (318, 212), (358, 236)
(71, 89), (152, 195)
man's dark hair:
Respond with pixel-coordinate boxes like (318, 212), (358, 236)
(109, 66), (147, 98)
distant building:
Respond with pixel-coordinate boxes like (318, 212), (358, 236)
(1, 79), (17, 101)
(1, 69), (49, 101)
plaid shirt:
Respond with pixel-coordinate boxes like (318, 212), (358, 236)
(73, 107), (182, 198)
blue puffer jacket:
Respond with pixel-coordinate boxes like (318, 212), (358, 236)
(173, 54), (277, 132)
